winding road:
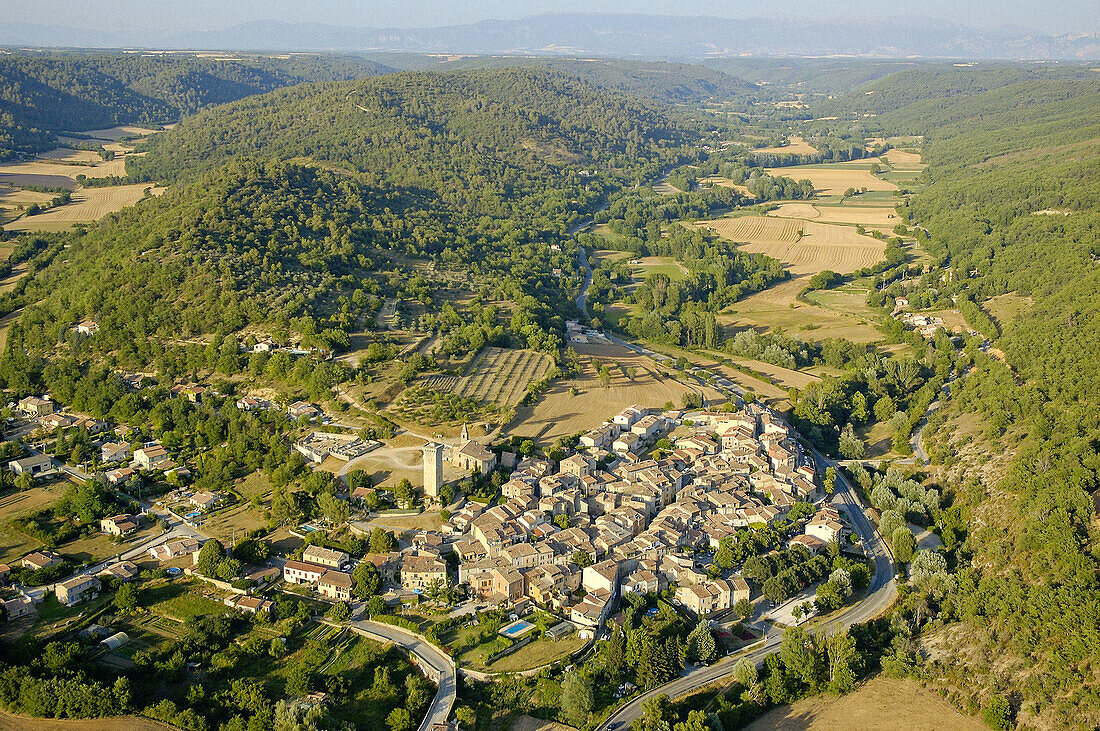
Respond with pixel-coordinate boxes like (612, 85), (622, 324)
(598, 451), (896, 730)
(349, 619), (457, 731)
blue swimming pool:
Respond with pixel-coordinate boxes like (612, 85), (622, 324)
(299, 523), (321, 533)
(500, 620), (535, 638)
(184, 511), (201, 519)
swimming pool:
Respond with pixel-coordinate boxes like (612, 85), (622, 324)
(499, 619), (536, 638)
(184, 511), (201, 519)
(299, 523), (321, 533)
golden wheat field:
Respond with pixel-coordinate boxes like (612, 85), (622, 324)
(766, 166), (897, 197)
(882, 148), (923, 165)
(78, 125), (161, 140)
(767, 202), (900, 227)
(0, 157), (127, 180)
(36, 148), (103, 163)
(700, 215), (803, 245)
(700, 176), (753, 196)
(6, 184), (165, 231)
(754, 135), (818, 155)
(701, 216), (884, 275)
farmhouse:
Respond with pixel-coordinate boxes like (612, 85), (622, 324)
(283, 560), (325, 585)
(318, 570), (353, 601)
(8, 454), (54, 478)
(147, 537), (202, 562)
(3, 595), (37, 621)
(17, 396), (54, 417)
(675, 578), (737, 617)
(55, 575), (101, 606)
(100, 513), (141, 537)
(400, 554), (448, 591)
(99, 561), (140, 582)
(190, 491), (224, 511)
(75, 319), (98, 336)
(105, 467), (135, 485)
(22, 550), (62, 571)
(235, 396), (273, 411)
(302, 545), (350, 569)
(100, 441), (132, 463)
(134, 443), (170, 470)
(228, 594), (274, 614)
(288, 401), (322, 420)
(39, 413), (76, 430)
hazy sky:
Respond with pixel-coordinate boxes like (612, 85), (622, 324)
(5, 0), (1095, 35)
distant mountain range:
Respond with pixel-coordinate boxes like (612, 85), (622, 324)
(0, 14), (1097, 60)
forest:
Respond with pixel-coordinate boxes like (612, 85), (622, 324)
(857, 69), (1100, 728)
(0, 51), (393, 157)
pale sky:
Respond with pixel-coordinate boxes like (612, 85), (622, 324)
(4, 0), (1095, 35)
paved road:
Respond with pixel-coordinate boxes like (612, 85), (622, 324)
(576, 245), (594, 318)
(599, 452), (896, 730)
(349, 620), (456, 731)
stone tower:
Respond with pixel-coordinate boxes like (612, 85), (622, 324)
(422, 442), (444, 499)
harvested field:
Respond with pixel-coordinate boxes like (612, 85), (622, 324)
(0, 187), (55, 207)
(765, 164), (896, 198)
(509, 343), (700, 442)
(727, 356), (820, 389)
(883, 148), (923, 165)
(37, 148), (103, 163)
(767, 202), (900, 228)
(699, 215), (802, 246)
(450, 347), (554, 406)
(7, 184), (164, 231)
(0, 173), (77, 189)
(700, 176), (752, 196)
(702, 216), (884, 276)
(0, 710), (176, 731)
(0, 157), (127, 180)
(745, 675), (984, 731)
(0, 485), (67, 563)
(754, 135), (818, 155)
(77, 125), (160, 140)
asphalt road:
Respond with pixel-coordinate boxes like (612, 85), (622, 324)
(349, 620), (457, 731)
(599, 451), (896, 730)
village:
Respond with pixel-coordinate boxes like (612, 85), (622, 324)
(1, 380), (857, 648)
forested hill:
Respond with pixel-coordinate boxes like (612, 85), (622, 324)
(126, 68), (697, 217)
(0, 52), (393, 156)
(4, 68), (705, 375)
(874, 75), (1100, 726)
(369, 56), (759, 104)
(814, 63), (1094, 118)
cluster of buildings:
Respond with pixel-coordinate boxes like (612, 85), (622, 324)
(294, 432), (380, 464)
(396, 404), (841, 634)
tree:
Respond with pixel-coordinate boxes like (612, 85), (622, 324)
(326, 601), (350, 622)
(195, 539), (227, 576)
(572, 550), (593, 568)
(369, 527), (396, 553)
(316, 491), (350, 526)
(824, 466), (837, 495)
(672, 711), (709, 731)
(353, 561), (382, 599)
(826, 629), (859, 694)
(634, 695), (672, 731)
(878, 510), (906, 543)
(734, 657), (763, 704)
(849, 391), (869, 424)
(735, 598), (754, 619)
(714, 537), (735, 570)
(387, 707), (414, 731)
(815, 581), (844, 612)
(873, 395), (896, 423)
(559, 669), (595, 727)
(686, 620), (718, 664)
(114, 582), (139, 613)
(393, 479), (417, 509)
(891, 526), (917, 563)
(554, 513), (571, 530)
